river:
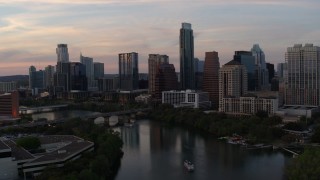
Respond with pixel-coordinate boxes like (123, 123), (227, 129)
(115, 120), (290, 180)
(32, 111), (290, 180)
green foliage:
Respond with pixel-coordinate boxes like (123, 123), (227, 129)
(16, 136), (40, 150)
(286, 147), (320, 180)
(311, 126), (320, 143)
(36, 118), (123, 180)
(148, 106), (284, 143)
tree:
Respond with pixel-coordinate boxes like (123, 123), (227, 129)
(16, 136), (40, 150)
(286, 147), (320, 179)
(311, 126), (320, 143)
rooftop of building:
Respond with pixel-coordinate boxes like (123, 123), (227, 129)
(25, 140), (93, 165)
(0, 140), (10, 151)
(224, 60), (242, 66)
(280, 106), (319, 110)
(4, 140), (35, 161)
(38, 135), (82, 145)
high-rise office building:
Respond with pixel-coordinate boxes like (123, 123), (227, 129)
(80, 54), (94, 88)
(234, 51), (256, 91)
(266, 63), (275, 83)
(251, 44), (269, 90)
(180, 22), (195, 90)
(219, 60), (247, 111)
(29, 66), (36, 89)
(119, 52), (139, 91)
(69, 62), (87, 91)
(154, 64), (178, 100)
(54, 62), (70, 92)
(148, 54), (169, 96)
(94, 62), (104, 79)
(203, 51), (220, 109)
(56, 44), (69, 63)
(29, 66), (45, 90)
(44, 65), (55, 89)
(277, 63), (285, 78)
(285, 44), (320, 106)
(194, 58), (204, 90)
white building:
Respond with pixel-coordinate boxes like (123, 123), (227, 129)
(285, 44), (320, 106)
(162, 90), (211, 109)
(220, 95), (278, 115)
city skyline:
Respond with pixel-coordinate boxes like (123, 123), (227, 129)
(0, 0), (319, 76)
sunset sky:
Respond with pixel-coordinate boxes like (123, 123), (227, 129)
(0, 0), (319, 76)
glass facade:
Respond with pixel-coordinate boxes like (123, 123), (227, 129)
(180, 23), (195, 90)
(119, 52), (139, 91)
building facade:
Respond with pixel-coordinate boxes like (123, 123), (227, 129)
(80, 54), (94, 88)
(234, 51), (256, 91)
(180, 22), (195, 90)
(285, 44), (320, 106)
(0, 91), (19, 118)
(44, 65), (55, 89)
(219, 60), (247, 111)
(203, 51), (220, 109)
(220, 96), (278, 115)
(0, 82), (17, 93)
(251, 44), (269, 90)
(162, 90), (211, 109)
(69, 62), (87, 91)
(94, 62), (104, 79)
(119, 52), (139, 91)
(148, 54), (169, 96)
(154, 64), (178, 100)
(56, 44), (69, 63)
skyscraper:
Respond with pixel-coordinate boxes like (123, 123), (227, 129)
(285, 44), (320, 106)
(56, 44), (69, 63)
(219, 60), (247, 110)
(80, 54), (94, 88)
(266, 63), (275, 83)
(44, 65), (55, 89)
(148, 54), (169, 96)
(119, 52), (139, 91)
(251, 44), (269, 90)
(29, 66), (36, 89)
(180, 22), (195, 90)
(203, 51), (220, 109)
(277, 63), (285, 79)
(194, 58), (204, 90)
(69, 62), (87, 91)
(94, 62), (105, 79)
(234, 51), (256, 91)
(154, 64), (178, 100)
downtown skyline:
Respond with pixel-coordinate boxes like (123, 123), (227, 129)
(0, 0), (320, 76)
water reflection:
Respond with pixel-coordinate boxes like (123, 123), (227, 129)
(116, 120), (289, 180)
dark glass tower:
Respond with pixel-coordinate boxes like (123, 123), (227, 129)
(180, 22), (195, 90)
(119, 52), (139, 91)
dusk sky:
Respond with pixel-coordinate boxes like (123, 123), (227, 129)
(0, 0), (319, 76)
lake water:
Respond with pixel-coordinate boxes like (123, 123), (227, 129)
(114, 120), (290, 180)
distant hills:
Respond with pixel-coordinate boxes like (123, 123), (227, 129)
(0, 75), (29, 82)
(0, 75), (29, 87)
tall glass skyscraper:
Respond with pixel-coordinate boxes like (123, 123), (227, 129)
(119, 52), (139, 91)
(56, 44), (69, 63)
(80, 54), (94, 88)
(180, 22), (195, 90)
(251, 44), (269, 90)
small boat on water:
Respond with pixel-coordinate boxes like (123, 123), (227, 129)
(184, 160), (195, 172)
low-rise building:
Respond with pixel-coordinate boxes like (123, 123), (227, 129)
(162, 90), (211, 109)
(1, 135), (94, 179)
(0, 91), (19, 119)
(0, 82), (17, 93)
(220, 95), (278, 115)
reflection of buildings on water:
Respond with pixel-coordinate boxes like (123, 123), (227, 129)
(120, 124), (140, 148)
